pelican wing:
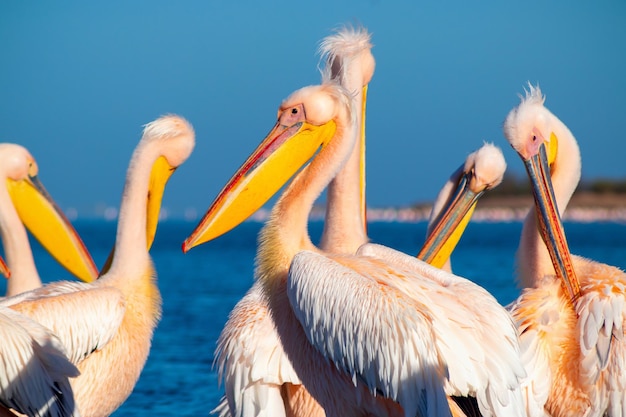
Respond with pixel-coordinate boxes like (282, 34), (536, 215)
(213, 282), (298, 417)
(574, 258), (625, 372)
(287, 249), (451, 417)
(356, 243), (526, 417)
(0, 306), (80, 417)
(572, 257), (626, 414)
(605, 337), (626, 417)
(5, 282), (126, 365)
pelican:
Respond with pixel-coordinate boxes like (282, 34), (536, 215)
(212, 27), (372, 417)
(504, 84), (626, 416)
(0, 143), (98, 297)
(1, 115), (194, 417)
(183, 81), (526, 416)
(418, 142), (507, 272)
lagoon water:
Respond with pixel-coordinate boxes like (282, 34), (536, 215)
(2, 219), (626, 416)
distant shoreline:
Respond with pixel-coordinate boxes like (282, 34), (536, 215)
(73, 192), (626, 224)
(326, 191), (626, 223)
(263, 192), (626, 224)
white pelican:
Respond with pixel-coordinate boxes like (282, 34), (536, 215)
(0, 304), (79, 417)
(0, 143), (98, 297)
(504, 84), (626, 416)
(183, 82), (526, 416)
(212, 26), (373, 417)
(418, 142), (507, 272)
(1, 115), (194, 417)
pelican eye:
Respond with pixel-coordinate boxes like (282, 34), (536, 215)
(27, 161), (37, 177)
(532, 135), (537, 142)
(291, 108), (298, 114)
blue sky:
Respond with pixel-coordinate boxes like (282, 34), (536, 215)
(1, 1), (625, 219)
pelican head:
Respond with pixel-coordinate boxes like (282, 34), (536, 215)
(183, 83), (354, 251)
(418, 143), (506, 268)
(133, 116), (195, 249)
(464, 143), (507, 192)
(0, 143), (98, 282)
(503, 85), (558, 163)
(503, 84), (580, 302)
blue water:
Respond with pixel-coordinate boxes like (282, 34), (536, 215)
(3, 220), (626, 416)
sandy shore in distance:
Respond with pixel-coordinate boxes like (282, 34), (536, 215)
(277, 192), (626, 223)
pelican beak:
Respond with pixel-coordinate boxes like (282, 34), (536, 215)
(522, 133), (581, 302)
(0, 255), (9, 279)
(6, 175), (98, 282)
(359, 84), (368, 233)
(183, 105), (337, 252)
(146, 156), (176, 248)
(417, 166), (481, 268)
(99, 156), (175, 275)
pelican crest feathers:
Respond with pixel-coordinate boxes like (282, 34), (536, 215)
(318, 26), (374, 92)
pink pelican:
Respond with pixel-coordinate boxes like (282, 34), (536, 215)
(0, 143), (97, 297)
(212, 26), (373, 417)
(505, 84), (626, 416)
(183, 80), (526, 416)
(1, 115), (194, 417)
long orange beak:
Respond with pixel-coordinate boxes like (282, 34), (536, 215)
(0, 255), (9, 278)
(6, 174), (98, 282)
(183, 105), (337, 252)
(417, 166), (482, 268)
(521, 134), (581, 302)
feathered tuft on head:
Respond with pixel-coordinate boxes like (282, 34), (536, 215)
(142, 114), (194, 142)
(519, 82), (546, 107)
(503, 82), (550, 156)
(137, 114), (195, 168)
(318, 25), (373, 85)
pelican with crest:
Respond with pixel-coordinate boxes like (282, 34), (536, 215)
(212, 26), (372, 417)
(505, 84), (626, 417)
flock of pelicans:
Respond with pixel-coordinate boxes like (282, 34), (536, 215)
(0, 25), (625, 417)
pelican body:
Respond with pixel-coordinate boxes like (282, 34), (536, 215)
(505, 84), (626, 416)
(184, 78), (526, 416)
(1, 115), (194, 417)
